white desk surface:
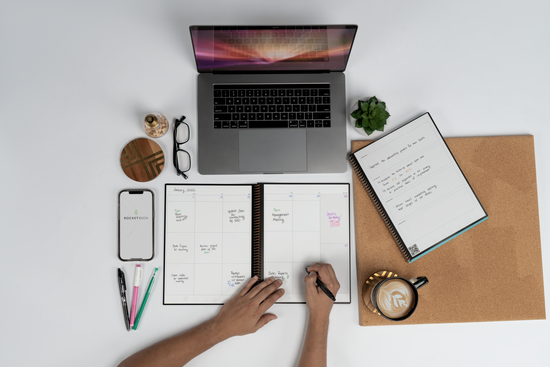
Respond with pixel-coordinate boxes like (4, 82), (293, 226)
(1, 1), (549, 366)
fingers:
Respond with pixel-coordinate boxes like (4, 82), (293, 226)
(238, 276), (258, 296)
(303, 272), (320, 298)
(255, 278), (283, 303)
(258, 286), (285, 314)
(307, 263), (332, 277)
(323, 263), (338, 281)
(246, 276), (278, 298)
(304, 271), (317, 287)
(306, 263), (340, 293)
(308, 263), (334, 281)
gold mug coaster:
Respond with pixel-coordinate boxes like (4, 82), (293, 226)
(362, 270), (399, 316)
(120, 138), (165, 182)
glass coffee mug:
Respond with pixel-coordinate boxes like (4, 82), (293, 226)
(363, 270), (428, 321)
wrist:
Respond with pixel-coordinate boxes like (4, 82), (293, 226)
(204, 316), (232, 345)
(308, 311), (330, 327)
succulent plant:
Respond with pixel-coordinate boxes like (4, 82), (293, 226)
(350, 96), (390, 135)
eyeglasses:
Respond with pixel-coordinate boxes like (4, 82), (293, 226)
(173, 115), (191, 179)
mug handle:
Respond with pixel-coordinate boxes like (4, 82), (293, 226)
(410, 276), (429, 289)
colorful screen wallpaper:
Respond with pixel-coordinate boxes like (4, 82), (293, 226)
(190, 25), (357, 72)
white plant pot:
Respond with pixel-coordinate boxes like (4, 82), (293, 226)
(349, 99), (387, 138)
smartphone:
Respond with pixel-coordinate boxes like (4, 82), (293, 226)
(118, 189), (154, 261)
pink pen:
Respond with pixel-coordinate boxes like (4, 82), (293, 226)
(129, 264), (143, 328)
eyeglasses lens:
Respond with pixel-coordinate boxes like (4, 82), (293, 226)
(176, 150), (191, 172)
(176, 123), (189, 143)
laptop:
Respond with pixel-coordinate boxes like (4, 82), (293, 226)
(190, 25), (358, 174)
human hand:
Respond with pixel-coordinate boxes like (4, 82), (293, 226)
(304, 263), (340, 321)
(211, 276), (284, 341)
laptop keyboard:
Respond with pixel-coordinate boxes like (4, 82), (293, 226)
(213, 84), (331, 129)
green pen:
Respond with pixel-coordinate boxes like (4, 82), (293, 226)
(133, 267), (159, 330)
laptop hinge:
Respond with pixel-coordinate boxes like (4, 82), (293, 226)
(210, 70), (332, 75)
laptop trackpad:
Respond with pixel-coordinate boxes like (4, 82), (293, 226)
(239, 129), (307, 173)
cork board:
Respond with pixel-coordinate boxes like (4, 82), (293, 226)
(353, 135), (545, 325)
(120, 138), (165, 182)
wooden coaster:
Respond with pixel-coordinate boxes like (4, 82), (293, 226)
(120, 138), (165, 182)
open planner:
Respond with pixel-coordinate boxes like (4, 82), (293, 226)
(163, 183), (350, 304)
(349, 113), (488, 262)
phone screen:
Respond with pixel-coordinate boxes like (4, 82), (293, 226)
(119, 190), (154, 261)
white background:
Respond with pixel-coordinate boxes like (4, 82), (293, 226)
(1, 1), (549, 366)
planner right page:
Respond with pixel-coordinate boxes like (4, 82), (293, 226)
(262, 183), (350, 303)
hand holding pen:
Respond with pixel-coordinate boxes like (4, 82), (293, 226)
(304, 263), (340, 319)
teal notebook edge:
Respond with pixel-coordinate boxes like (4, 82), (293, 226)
(408, 216), (489, 263)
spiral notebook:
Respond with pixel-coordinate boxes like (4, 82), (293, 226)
(349, 113), (488, 262)
(163, 183), (350, 304)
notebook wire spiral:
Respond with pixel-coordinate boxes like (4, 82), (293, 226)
(348, 154), (411, 262)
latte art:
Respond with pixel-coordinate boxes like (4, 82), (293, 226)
(376, 279), (415, 319)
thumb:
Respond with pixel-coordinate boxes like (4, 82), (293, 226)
(255, 313), (277, 331)
(304, 271), (317, 287)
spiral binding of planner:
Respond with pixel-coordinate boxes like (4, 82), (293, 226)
(251, 184), (264, 281)
(348, 155), (411, 262)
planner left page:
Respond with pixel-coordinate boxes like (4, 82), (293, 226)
(164, 184), (253, 304)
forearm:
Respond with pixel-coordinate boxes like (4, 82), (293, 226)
(118, 318), (227, 367)
(118, 276), (284, 367)
(297, 315), (330, 367)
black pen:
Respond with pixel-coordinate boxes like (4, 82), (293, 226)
(305, 267), (336, 302)
(118, 268), (131, 331)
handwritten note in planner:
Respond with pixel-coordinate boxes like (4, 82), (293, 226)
(356, 114), (486, 256)
(164, 185), (252, 304)
(262, 184), (350, 303)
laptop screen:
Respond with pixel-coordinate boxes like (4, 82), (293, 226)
(190, 25), (357, 73)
